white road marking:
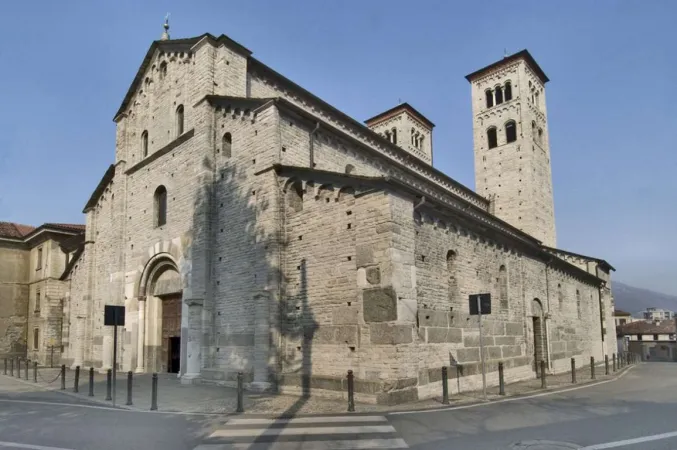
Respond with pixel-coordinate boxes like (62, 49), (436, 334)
(0, 441), (74, 450)
(194, 439), (408, 449)
(389, 364), (638, 416)
(227, 416), (388, 425)
(209, 425), (396, 438)
(580, 430), (677, 449)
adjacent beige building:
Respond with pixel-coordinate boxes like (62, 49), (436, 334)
(2, 25), (617, 404)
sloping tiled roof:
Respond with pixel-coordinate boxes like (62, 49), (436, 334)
(618, 319), (676, 335)
(614, 309), (632, 317)
(0, 222), (36, 239)
(44, 223), (86, 232)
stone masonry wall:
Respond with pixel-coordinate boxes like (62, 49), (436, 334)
(0, 245), (28, 358)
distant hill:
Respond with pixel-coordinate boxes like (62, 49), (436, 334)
(612, 281), (677, 316)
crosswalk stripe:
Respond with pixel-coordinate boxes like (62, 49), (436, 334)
(194, 438), (409, 450)
(209, 425), (396, 438)
(227, 416), (388, 425)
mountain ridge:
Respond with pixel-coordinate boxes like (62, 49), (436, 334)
(612, 281), (677, 316)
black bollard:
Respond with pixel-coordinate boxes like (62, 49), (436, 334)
(590, 356), (595, 379)
(126, 371), (133, 406)
(627, 353), (631, 366)
(105, 369), (112, 401)
(10, 358), (14, 377)
(498, 362), (505, 396)
(16, 359), (21, 378)
(613, 353), (616, 372)
(347, 370), (355, 412)
(33, 361), (37, 383)
(88, 368), (94, 397)
(150, 373), (158, 411)
(236, 372), (244, 413)
(605, 355), (609, 375)
(24, 359), (28, 380)
(540, 360), (546, 389)
(74, 366), (80, 393)
(442, 366), (450, 404)
(3, 358), (6, 375)
(571, 357), (577, 383)
(60, 364), (66, 390)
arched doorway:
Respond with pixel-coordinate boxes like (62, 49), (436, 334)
(532, 298), (546, 376)
(138, 255), (183, 374)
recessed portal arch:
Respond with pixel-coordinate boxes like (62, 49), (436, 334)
(531, 298), (547, 376)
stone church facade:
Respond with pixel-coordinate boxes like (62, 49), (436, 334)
(50, 28), (616, 404)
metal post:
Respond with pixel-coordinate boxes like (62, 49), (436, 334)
(498, 362), (505, 396)
(105, 369), (112, 401)
(590, 356), (595, 379)
(88, 368), (94, 397)
(442, 366), (450, 404)
(16, 358), (21, 378)
(60, 364), (66, 390)
(112, 325), (118, 407)
(24, 359), (28, 380)
(10, 358), (14, 376)
(457, 364), (463, 394)
(571, 357), (577, 383)
(540, 360), (546, 388)
(3, 358), (6, 375)
(74, 366), (80, 393)
(236, 372), (244, 413)
(605, 355), (609, 375)
(126, 371), (133, 406)
(477, 296), (487, 401)
(627, 353), (631, 366)
(347, 370), (355, 412)
(50, 346), (54, 368)
(613, 353), (616, 371)
(33, 361), (37, 383)
(150, 373), (158, 411)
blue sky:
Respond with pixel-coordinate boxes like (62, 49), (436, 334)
(0, 1), (674, 294)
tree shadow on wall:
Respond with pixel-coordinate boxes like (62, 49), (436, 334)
(190, 154), (318, 425)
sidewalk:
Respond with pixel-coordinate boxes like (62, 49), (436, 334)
(1, 361), (637, 416)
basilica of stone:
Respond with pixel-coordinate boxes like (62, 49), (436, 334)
(0, 22), (616, 404)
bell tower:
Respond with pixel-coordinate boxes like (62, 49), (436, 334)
(466, 50), (556, 247)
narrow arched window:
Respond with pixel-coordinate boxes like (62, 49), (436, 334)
(534, 91), (540, 108)
(159, 61), (167, 79)
(498, 265), (508, 308)
(505, 120), (517, 143)
(487, 127), (498, 149)
(558, 283), (564, 309)
(411, 128), (415, 145)
(446, 250), (456, 272)
(576, 289), (581, 319)
(532, 121), (537, 141)
(485, 89), (494, 108)
(495, 86), (504, 105)
(141, 130), (149, 157)
(222, 132), (232, 158)
(447, 250), (458, 303)
(154, 186), (167, 227)
(391, 128), (397, 145)
(538, 128), (543, 146)
(176, 105), (184, 137)
(345, 164), (355, 174)
(504, 82), (513, 101)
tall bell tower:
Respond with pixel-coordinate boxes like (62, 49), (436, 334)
(466, 50), (556, 247)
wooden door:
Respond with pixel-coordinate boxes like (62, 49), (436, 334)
(161, 295), (182, 373)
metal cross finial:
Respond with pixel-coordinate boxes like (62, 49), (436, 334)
(504, 48), (508, 58)
(161, 13), (171, 40)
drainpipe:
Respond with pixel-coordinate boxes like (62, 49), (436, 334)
(309, 122), (320, 168)
(544, 258), (553, 370)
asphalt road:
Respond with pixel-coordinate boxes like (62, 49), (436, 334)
(0, 363), (676, 450)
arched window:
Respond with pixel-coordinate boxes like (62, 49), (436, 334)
(532, 121), (537, 141)
(576, 289), (581, 319)
(391, 128), (397, 145)
(446, 250), (456, 272)
(222, 132), (232, 158)
(558, 283), (564, 309)
(487, 127), (498, 149)
(159, 61), (167, 79)
(485, 89), (494, 108)
(154, 186), (167, 227)
(534, 91), (539, 108)
(411, 128), (415, 145)
(504, 82), (513, 101)
(345, 164), (355, 174)
(505, 120), (517, 143)
(141, 130), (149, 157)
(176, 105), (184, 137)
(495, 85), (504, 105)
(446, 250), (458, 304)
(538, 128), (543, 146)
(498, 265), (508, 308)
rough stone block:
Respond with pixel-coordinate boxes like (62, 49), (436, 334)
(335, 325), (358, 345)
(457, 348), (480, 362)
(427, 327), (462, 343)
(370, 323), (413, 345)
(417, 310), (449, 328)
(332, 306), (359, 325)
(356, 245), (374, 267)
(494, 336), (516, 346)
(376, 387), (418, 405)
(218, 333), (255, 346)
(366, 267), (381, 285)
(363, 287), (397, 323)
(506, 322), (523, 336)
(487, 346), (502, 359)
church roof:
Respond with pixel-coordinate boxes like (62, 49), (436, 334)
(542, 245), (616, 272)
(0, 221), (84, 243)
(83, 164), (115, 213)
(0, 222), (36, 239)
(364, 103), (435, 129)
(114, 33), (252, 121)
(465, 49), (549, 84)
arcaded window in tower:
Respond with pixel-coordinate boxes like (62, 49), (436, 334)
(495, 85), (504, 105)
(485, 89), (494, 108)
(176, 105), (184, 137)
(532, 121), (537, 141)
(498, 265), (508, 308)
(505, 120), (517, 143)
(504, 82), (513, 101)
(558, 283), (564, 309)
(222, 132), (232, 157)
(391, 128), (397, 144)
(487, 127), (498, 149)
(141, 130), (149, 158)
(538, 128), (543, 146)
(154, 185), (167, 227)
(159, 61), (168, 79)
(576, 289), (582, 319)
(410, 128), (415, 145)
(535, 91), (540, 108)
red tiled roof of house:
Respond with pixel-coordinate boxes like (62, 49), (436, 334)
(0, 221), (36, 238)
(618, 319), (676, 335)
(43, 223), (86, 232)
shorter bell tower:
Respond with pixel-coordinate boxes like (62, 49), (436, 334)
(466, 50), (557, 247)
